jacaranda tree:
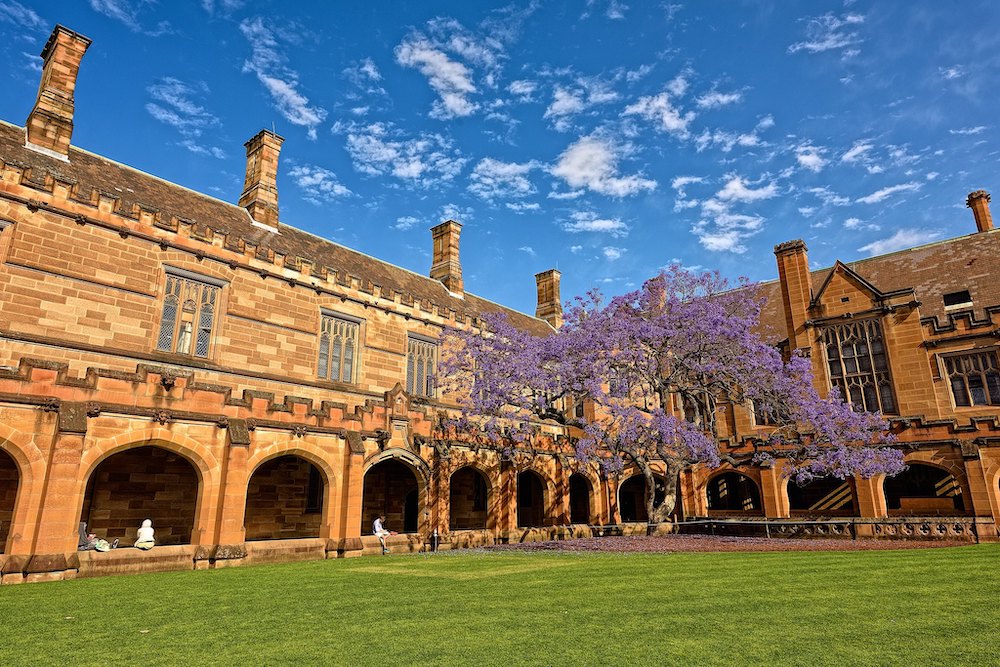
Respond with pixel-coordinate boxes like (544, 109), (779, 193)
(440, 266), (904, 522)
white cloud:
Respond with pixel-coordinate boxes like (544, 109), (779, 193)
(925, 171), (939, 181)
(343, 58), (387, 98)
(508, 79), (537, 100)
(88, 0), (170, 35)
(394, 215), (421, 231)
(694, 228), (749, 253)
(606, 0), (628, 20)
(289, 164), (353, 204)
(441, 202), (474, 223)
(798, 206), (816, 217)
(145, 78), (218, 136)
(622, 92), (695, 138)
(569, 245), (583, 253)
(715, 176), (778, 202)
(671, 176), (704, 193)
(788, 12), (865, 55)
(694, 129), (763, 153)
(544, 86), (586, 130)
(795, 143), (828, 172)
(339, 121), (467, 186)
(939, 65), (964, 80)
(551, 136), (657, 197)
(468, 158), (540, 201)
(547, 189), (586, 200)
(239, 18), (327, 139)
(395, 36), (478, 119)
(695, 90), (743, 109)
(506, 202), (540, 213)
(602, 246), (625, 261)
(519, 246), (537, 256)
(0, 1), (45, 30)
(562, 211), (629, 237)
(858, 229), (941, 256)
(841, 140), (873, 163)
(179, 140), (226, 159)
(625, 64), (654, 83)
(949, 126), (987, 135)
(856, 182), (922, 204)
(808, 186), (850, 207)
(665, 72), (689, 97)
(201, 0), (243, 15)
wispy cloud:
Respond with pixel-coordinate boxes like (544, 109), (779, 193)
(795, 143), (828, 172)
(145, 77), (226, 158)
(622, 91), (695, 139)
(715, 175), (778, 203)
(949, 126), (987, 136)
(695, 90), (743, 109)
(519, 245), (537, 256)
(856, 182), (922, 205)
(0, 1), (45, 30)
(88, 0), (171, 35)
(788, 12), (864, 55)
(551, 135), (656, 197)
(602, 246), (625, 260)
(562, 211), (629, 237)
(809, 186), (850, 207)
(858, 229), (940, 256)
(938, 65), (964, 80)
(394, 215), (421, 231)
(239, 17), (327, 139)
(396, 35), (478, 119)
(468, 158), (540, 201)
(201, 0), (244, 15)
(288, 164), (353, 204)
(336, 121), (466, 187)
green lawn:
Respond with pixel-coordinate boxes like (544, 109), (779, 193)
(1, 545), (998, 666)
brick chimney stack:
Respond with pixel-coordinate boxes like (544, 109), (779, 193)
(238, 129), (284, 230)
(774, 239), (813, 351)
(26, 25), (91, 158)
(967, 190), (993, 233)
(430, 220), (463, 295)
(535, 269), (563, 329)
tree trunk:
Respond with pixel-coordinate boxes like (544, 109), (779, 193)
(651, 469), (678, 524)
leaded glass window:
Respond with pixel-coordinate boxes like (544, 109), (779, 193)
(406, 337), (437, 397)
(318, 314), (359, 383)
(820, 318), (897, 414)
(156, 271), (220, 358)
(944, 350), (1000, 407)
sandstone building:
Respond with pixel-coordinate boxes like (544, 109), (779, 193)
(0, 26), (998, 582)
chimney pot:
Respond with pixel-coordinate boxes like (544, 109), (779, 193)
(430, 220), (463, 295)
(239, 129), (284, 230)
(967, 190), (993, 233)
(773, 239), (812, 350)
(26, 25), (92, 158)
(535, 269), (563, 329)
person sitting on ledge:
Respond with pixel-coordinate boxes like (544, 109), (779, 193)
(78, 522), (118, 551)
(134, 519), (155, 550)
(373, 514), (391, 554)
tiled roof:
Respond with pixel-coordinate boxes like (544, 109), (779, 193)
(757, 229), (1000, 343)
(0, 121), (553, 337)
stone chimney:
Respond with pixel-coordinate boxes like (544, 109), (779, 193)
(238, 129), (284, 230)
(774, 239), (813, 351)
(430, 220), (463, 295)
(967, 190), (993, 233)
(25, 25), (92, 158)
(535, 269), (563, 329)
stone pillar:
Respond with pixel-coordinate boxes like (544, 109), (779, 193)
(498, 460), (517, 540)
(773, 240), (813, 352)
(855, 475), (887, 518)
(214, 438), (249, 547)
(429, 220), (463, 295)
(759, 467), (789, 518)
(238, 129), (284, 230)
(335, 433), (365, 557)
(26, 25), (91, 157)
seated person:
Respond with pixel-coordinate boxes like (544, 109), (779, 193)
(134, 519), (155, 550)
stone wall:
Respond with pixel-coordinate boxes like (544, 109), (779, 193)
(244, 456), (323, 540)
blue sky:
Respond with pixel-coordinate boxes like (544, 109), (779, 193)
(1, 1), (997, 315)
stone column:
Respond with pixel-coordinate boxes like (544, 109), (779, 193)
(759, 467), (789, 518)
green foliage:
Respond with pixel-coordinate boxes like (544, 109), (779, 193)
(1, 547), (998, 666)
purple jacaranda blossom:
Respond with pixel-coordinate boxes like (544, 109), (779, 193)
(440, 265), (903, 521)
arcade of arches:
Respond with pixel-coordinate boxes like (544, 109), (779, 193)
(1, 430), (998, 577)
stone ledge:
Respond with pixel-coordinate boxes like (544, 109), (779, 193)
(244, 538), (326, 565)
(77, 545), (197, 578)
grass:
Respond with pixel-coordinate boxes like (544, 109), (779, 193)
(1, 545), (999, 666)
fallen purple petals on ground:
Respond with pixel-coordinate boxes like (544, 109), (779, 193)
(483, 535), (970, 553)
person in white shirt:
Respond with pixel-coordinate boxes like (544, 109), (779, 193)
(134, 518), (155, 550)
(373, 514), (390, 554)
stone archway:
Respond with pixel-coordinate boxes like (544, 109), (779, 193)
(81, 445), (200, 545)
(618, 474), (667, 522)
(517, 470), (548, 528)
(0, 449), (18, 553)
(884, 463), (967, 515)
(569, 473), (592, 525)
(363, 459), (421, 534)
(244, 455), (327, 540)
(706, 472), (763, 515)
(450, 466), (490, 530)
(787, 477), (859, 516)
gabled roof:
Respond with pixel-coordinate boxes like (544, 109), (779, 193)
(757, 227), (1000, 343)
(0, 121), (552, 337)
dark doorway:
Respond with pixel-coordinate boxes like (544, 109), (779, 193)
(362, 459), (421, 534)
(81, 446), (199, 545)
(0, 450), (18, 553)
(517, 471), (546, 528)
(569, 473), (591, 524)
(244, 456), (326, 540)
(619, 474), (667, 522)
(450, 467), (489, 530)
(706, 472), (762, 514)
(788, 477), (858, 516)
(884, 463), (966, 515)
